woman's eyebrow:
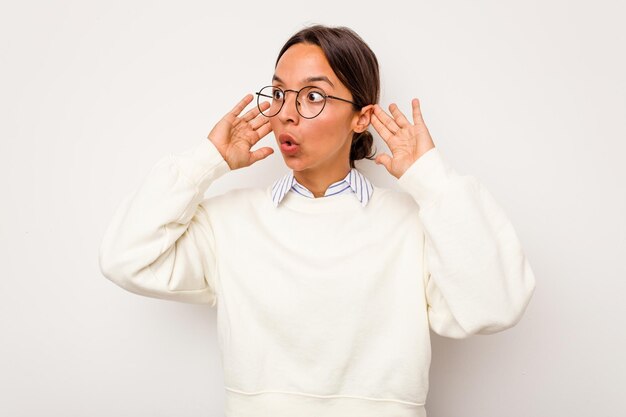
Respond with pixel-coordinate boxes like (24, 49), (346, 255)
(272, 75), (335, 88)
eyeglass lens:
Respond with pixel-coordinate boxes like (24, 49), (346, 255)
(257, 86), (327, 119)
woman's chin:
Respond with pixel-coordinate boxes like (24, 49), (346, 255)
(283, 158), (301, 169)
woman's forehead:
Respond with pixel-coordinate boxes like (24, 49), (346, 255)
(272, 74), (335, 89)
(274, 44), (338, 87)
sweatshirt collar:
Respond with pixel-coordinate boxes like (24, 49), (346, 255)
(271, 167), (374, 208)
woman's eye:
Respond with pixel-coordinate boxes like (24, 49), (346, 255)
(306, 91), (324, 103)
(272, 90), (284, 100)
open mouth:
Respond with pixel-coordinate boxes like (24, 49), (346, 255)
(279, 133), (299, 154)
(280, 140), (300, 154)
(279, 133), (298, 145)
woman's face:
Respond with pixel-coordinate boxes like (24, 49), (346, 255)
(269, 43), (368, 174)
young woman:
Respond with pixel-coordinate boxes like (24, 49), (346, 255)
(99, 24), (535, 417)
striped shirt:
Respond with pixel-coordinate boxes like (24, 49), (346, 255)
(271, 167), (374, 207)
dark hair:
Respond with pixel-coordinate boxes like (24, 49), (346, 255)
(275, 24), (379, 168)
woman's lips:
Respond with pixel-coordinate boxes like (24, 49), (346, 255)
(280, 142), (300, 155)
(278, 133), (300, 155)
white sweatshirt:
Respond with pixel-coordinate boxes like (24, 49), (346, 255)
(98, 138), (536, 417)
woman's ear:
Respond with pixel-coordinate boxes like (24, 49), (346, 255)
(353, 104), (374, 133)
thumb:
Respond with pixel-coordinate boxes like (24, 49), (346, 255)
(249, 147), (274, 166)
(375, 153), (393, 172)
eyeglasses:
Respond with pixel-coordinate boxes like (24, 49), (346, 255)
(255, 85), (358, 119)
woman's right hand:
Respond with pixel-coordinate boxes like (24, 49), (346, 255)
(207, 94), (274, 170)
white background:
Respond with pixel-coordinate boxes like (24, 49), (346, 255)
(1, 0), (624, 416)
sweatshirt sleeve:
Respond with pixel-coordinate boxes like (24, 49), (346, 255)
(397, 147), (536, 339)
(98, 138), (231, 306)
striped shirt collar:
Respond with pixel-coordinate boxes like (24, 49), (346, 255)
(271, 167), (374, 208)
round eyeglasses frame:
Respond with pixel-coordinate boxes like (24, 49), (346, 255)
(255, 85), (358, 119)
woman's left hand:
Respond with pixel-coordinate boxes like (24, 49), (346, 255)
(370, 98), (436, 179)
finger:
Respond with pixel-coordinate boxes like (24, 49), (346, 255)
(249, 146), (274, 165)
(412, 98), (424, 125)
(389, 103), (411, 128)
(227, 94), (254, 119)
(375, 152), (393, 173)
(254, 119), (273, 139)
(248, 112), (267, 130)
(373, 104), (399, 135)
(241, 101), (270, 123)
(370, 113), (394, 141)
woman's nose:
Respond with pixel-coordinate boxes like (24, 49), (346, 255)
(277, 91), (300, 123)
